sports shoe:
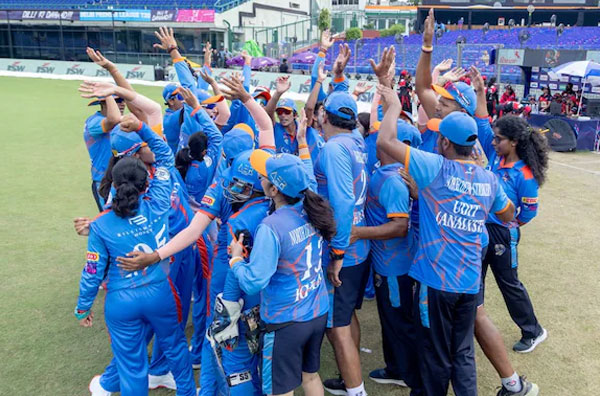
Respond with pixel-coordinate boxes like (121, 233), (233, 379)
(368, 368), (407, 387)
(148, 372), (177, 390)
(89, 375), (112, 396)
(496, 376), (539, 396)
(513, 328), (548, 353)
(323, 376), (347, 396)
(192, 361), (201, 370)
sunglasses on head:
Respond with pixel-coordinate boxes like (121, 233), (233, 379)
(203, 103), (217, 110)
(255, 97), (268, 106)
(169, 93), (183, 101)
(276, 108), (292, 116)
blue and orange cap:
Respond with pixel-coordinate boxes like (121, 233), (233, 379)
(222, 124), (255, 162)
(324, 91), (358, 121)
(432, 81), (476, 116)
(110, 129), (147, 157)
(438, 111), (478, 146)
(222, 149), (262, 192)
(250, 150), (311, 199)
(252, 86), (272, 102)
(197, 89), (224, 109)
(275, 98), (297, 114)
(88, 95), (124, 106)
(162, 83), (182, 102)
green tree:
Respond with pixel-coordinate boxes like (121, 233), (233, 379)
(318, 9), (331, 31)
(381, 23), (405, 37)
(345, 27), (363, 41)
(363, 22), (375, 30)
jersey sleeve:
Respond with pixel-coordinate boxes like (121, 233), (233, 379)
(190, 105), (224, 161)
(380, 176), (410, 218)
(174, 58), (198, 93)
(331, 76), (349, 93)
(76, 223), (109, 312)
(137, 123), (174, 170)
(243, 64), (251, 92)
(231, 224), (280, 296)
(516, 171), (539, 225)
(475, 115), (495, 161)
(405, 146), (444, 190)
(322, 142), (354, 252)
(87, 115), (107, 138)
(198, 182), (222, 219)
(310, 52), (327, 102)
(491, 181), (511, 215)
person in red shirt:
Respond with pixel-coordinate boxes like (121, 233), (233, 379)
(538, 86), (552, 113)
(500, 84), (516, 104)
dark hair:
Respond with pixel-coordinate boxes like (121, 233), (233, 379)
(357, 112), (370, 136)
(493, 115), (549, 185)
(175, 132), (208, 179)
(282, 190), (336, 241)
(111, 157), (148, 218)
(314, 101), (324, 115)
(99, 155), (121, 201)
(487, 77), (496, 88)
(326, 109), (357, 130)
(450, 141), (475, 157)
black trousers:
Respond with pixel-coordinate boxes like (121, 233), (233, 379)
(415, 282), (477, 396)
(91, 180), (104, 212)
(482, 223), (542, 339)
(374, 273), (423, 395)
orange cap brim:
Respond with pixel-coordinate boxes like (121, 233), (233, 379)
(249, 149), (271, 177)
(432, 84), (455, 100)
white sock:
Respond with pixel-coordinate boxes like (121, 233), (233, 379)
(346, 382), (367, 396)
(501, 372), (522, 393)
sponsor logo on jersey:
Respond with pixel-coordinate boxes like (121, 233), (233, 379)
(154, 167), (170, 181)
(86, 251), (99, 261)
(202, 196), (215, 206)
(85, 261), (97, 274)
(522, 197), (538, 204)
(128, 214), (148, 226)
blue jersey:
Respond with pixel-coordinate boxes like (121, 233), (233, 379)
(405, 147), (510, 294)
(163, 107), (182, 155)
(222, 196), (271, 310)
(311, 51), (327, 103)
(182, 106), (223, 204)
(232, 201), (329, 324)
(222, 64), (258, 136)
(365, 164), (413, 276)
(364, 131), (380, 175)
(314, 130), (370, 267)
(420, 128), (438, 154)
(83, 112), (116, 182)
(475, 116), (539, 227)
(273, 122), (323, 166)
(76, 130), (175, 311)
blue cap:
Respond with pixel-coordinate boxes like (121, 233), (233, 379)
(196, 89), (224, 107)
(439, 111), (478, 146)
(111, 129), (146, 157)
(222, 149), (262, 192)
(276, 98), (297, 114)
(397, 120), (422, 148)
(222, 124), (255, 162)
(250, 150), (311, 199)
(324, 91), (358, 120)
(162, 83), (181, 102)
(88, 94), (124, 106)
(432, 81), (476, 116)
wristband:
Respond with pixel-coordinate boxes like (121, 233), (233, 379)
(421, 45), (433, 53)
(168, 45), (178, 54)
(136, 121), (143, 132)
(329, 250), (345, 261)
(74, 308), (90, 320)
(298, 144), (308, 149)
(229, 256), (244, 268)
(319, 47), (328, 53)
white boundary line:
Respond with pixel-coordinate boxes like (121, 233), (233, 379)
(549, 159), (600, 176)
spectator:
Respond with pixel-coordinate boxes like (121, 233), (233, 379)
(563, 82), (575, 97)
(500, 84), (516, 104)
(538, 86), (552, 113)
(485, 77), (499, 118)
(279, 58), (289, 73)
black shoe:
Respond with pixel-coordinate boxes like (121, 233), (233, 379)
(496, 376), (539, 396)
(513, 328), (548, 353)
(368, 368), (407, 387)
(323, 376), (347, 396)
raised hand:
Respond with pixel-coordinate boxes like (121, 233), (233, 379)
(423, 8), (435, 47)
(241, 50), (252, 66)
(468, 65), (485, 93)
(297, 108), (308, 145)
(199, 69), (216, 85)
(317, 62), (327, 83)
(221, 73), (251, 102)
(369, 45), (396, 85)
(434, 58), (453, 73)
(73, 217), (91, 236)
(204, 41), (212, 64)
(333, 43), (351, 76)
(320, 28), (335, 51)
(86, 47), (114, 70)
(179, 87), (200, 109)
(275, 75), (291, 94)
(441, 66), (467, 84)
(153, 26), (177, 51)
(353, 82), (370, 96)
(119, 113), (142, 132)
(79, 80), (116, 99)
(376, 84), (400, 109)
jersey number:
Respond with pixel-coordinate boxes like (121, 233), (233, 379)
(300, 238), (323, 282)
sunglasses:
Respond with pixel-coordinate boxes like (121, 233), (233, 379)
(169, 93), (183, 101)
(276, 108), (293, 116)
(203, 103), (217, 110)
(255, 97), (268, 106)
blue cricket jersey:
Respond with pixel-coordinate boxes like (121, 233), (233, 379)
(83, 112), (117, 182)
(314, 130), (370, 267)
(365, 164), (413, 277)
(163, 107), (183, 155)
(405, 147), (510, 294)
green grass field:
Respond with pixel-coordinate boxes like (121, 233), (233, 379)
(1, 76), (599, 396)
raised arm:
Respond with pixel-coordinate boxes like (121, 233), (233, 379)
(305, 62), (327, 126)
(376, 84), (408, 165)
(199, 69), (230, 127)
(311, 29), (334, 101)
(469, 66), (495, 159)
(197, 41), (213, 91)
(241, 51), (252, 92)
(265, 75), (291, 123)
(331, 43), (351, 92)
(415, 8), (439, 119)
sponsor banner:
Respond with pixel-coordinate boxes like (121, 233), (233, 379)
(80, 9), (151, 22)
(151, 9), (176, 22)
(523, 49), (587, 68)
(1, 10), (79, 20)
(497, 49), (525, 66)
(530, 68), (594, 94)
(175, 9), (215, 23)
(0, 58), (155, 81)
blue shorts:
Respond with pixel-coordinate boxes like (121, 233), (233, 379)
(261, 314), (327, 395)
(326, 260), (370, 328)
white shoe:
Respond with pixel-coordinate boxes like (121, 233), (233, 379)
(89, 375), (112, 396)
(148, 372), (177, 390)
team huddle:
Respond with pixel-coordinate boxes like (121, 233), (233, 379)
(73, 9), (550, 396)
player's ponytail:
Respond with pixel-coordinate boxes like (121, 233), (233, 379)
(300, 189), (336, 241)
(494, 115), (549, 185)
(111, 157), (148, 218)
(99, 155), (121, 201)
(175, 131), (209, 179)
